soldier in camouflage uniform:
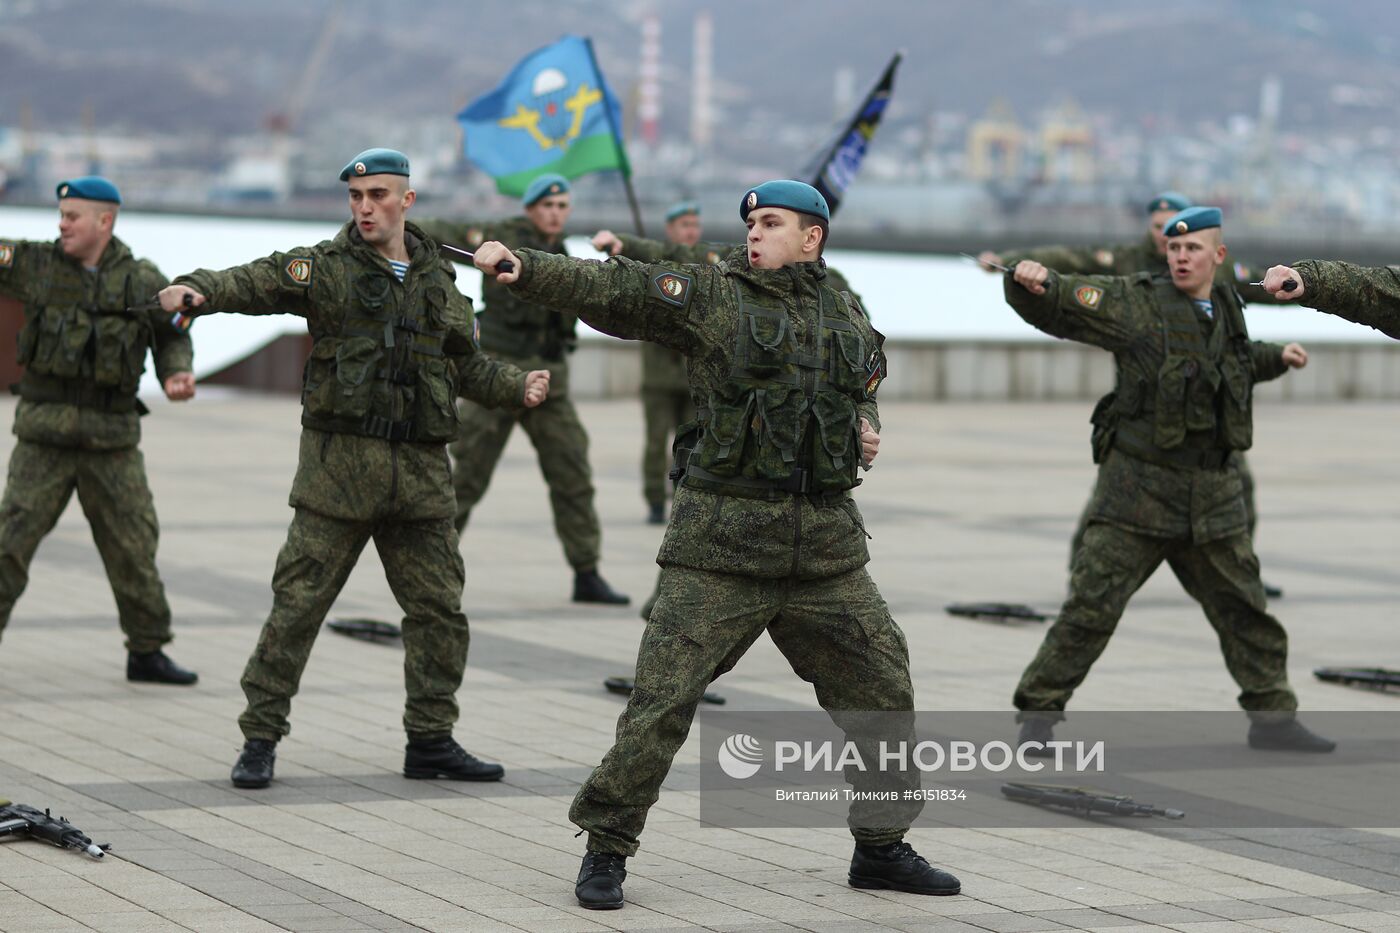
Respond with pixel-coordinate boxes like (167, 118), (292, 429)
(1261, 260), (1400, 338)
(0, 176), (198, 685)
(983, 193), (1282, 595)
(158, 149), (550, 789)
(1003, 206), (1332, 754)
(474, 180), (961, 910)
(417, 174), (627, 604)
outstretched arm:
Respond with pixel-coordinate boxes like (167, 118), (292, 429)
(1003, 261), (1142, 351)
(472, 241), (701, 354)
(1264, 261), (1400, 340)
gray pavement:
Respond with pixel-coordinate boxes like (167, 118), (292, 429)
(0, 392), (1398, 933)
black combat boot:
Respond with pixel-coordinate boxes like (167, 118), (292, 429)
(127, 650), (199, 685)
(403, 736), (504, 781)
(1016, 716), (1056, 758)
(231, 739), (277, 788)
(647, 503), (666, 525)
(573, 569), (630, 605)
(575, 851), (626, 909)
(1248, 718), (1335, 752)
(848, 841), (961, 895)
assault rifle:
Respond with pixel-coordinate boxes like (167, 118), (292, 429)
(0, 800), (108, 858)
(1001, 782), (1185, 820)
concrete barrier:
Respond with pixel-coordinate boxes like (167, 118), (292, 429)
(566, 337), (1400, 402)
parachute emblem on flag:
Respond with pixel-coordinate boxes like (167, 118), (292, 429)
(498, 67), (603, 151)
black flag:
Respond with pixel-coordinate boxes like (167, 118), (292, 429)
(808, 52), (901, 218)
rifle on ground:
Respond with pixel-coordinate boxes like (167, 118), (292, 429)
(1001, 782), (1184, 820)
(0, 800), (108, 858)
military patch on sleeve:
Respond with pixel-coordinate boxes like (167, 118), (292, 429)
(1074, 284), (1104, 309)
(647, 269), (694, 308)
(1093, 249), (1114, 268)
(0, 243), (13, 268)
(1233, 261), (1251, 282)
(281, 256), (314, 288)
(864, 346), (887, 397)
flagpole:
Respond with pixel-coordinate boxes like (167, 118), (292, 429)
(584, 36), (646, 237)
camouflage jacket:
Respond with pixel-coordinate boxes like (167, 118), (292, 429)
(1293, 259), (1400, 340)
(0, 235), (192, 450)
(510, 248), (883, 579)
(1004, 233), (1275, 304)
(417, 215), (578, 392)
(1004, 270), (1290, 542)
(175, 221), (526, 522)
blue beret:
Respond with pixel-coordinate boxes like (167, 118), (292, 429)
(338, 148), (410, 182)
(665, 200), (700, 222)
(523, 173), (570, 206)
(1147, 191), (1192, 214)
(56, 176), (121, 205)
(1163, 206), (1222, 237)
(740, 180), (829, 222)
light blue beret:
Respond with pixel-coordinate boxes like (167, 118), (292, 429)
(739, 180), (829, 222)
(523, 173), (570, 206)
(665, 201), (700, 222)
(339, 148), (410, 181)
(1147, 191), (1192, 214)
(56, 176), (121, 204)
(1163, 206), (1222, 237)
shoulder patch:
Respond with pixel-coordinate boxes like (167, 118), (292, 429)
(704, 250), (720, 265)
(1093, 249), (1114, 268)
(1233, 261), (1251, 282)
(1074, 284), (1104, 309)
(0, 243), (13, 268)
(282, 256), (314, 288)
(647, 269), (694, 308)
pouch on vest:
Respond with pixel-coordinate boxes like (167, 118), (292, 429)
(36, 307), (94, 379)
(827, 328), (867, 394)
(752, 384), (806, 480)
(740, 311), (793, 376)
(1152, 356), (1190, 449)
(414, 358), (459, 441)
(1218, 353), (1253, 449)
(1088, 390), (1118, 464)
(92, 315), (143, 388)
(1184, 359), (1221, 432)
(697, 389), (754, 478)
(809, 391), (860, 491)
(331, 336), (378, 419)
(302, 338), (340, 418)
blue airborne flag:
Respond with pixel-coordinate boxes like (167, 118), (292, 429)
(808, 52), (901, 217)
(458, 36), (630, 197)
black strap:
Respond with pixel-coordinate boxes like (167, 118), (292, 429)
(1113, 433), (1229, 470)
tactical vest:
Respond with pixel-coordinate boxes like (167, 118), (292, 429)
(299, 253), (460, 443)
(682, 279), (872, 499)
(1101, 276), (1253, 469)
(15, 253), (152, 413)
(478, 237), (576, 361)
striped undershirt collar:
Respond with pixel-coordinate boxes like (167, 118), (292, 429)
(387, 259), (410, 282)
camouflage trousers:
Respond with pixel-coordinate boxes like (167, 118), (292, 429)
(238, 508), (470, 741)
(451, 395), (600, 570)
(640, 388), (694, 509)
(0, 440), (173, 653)
(570, 565), (918, 856)
(1069, 451), (1258, 565)
(1017, 520), (1297, 715)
